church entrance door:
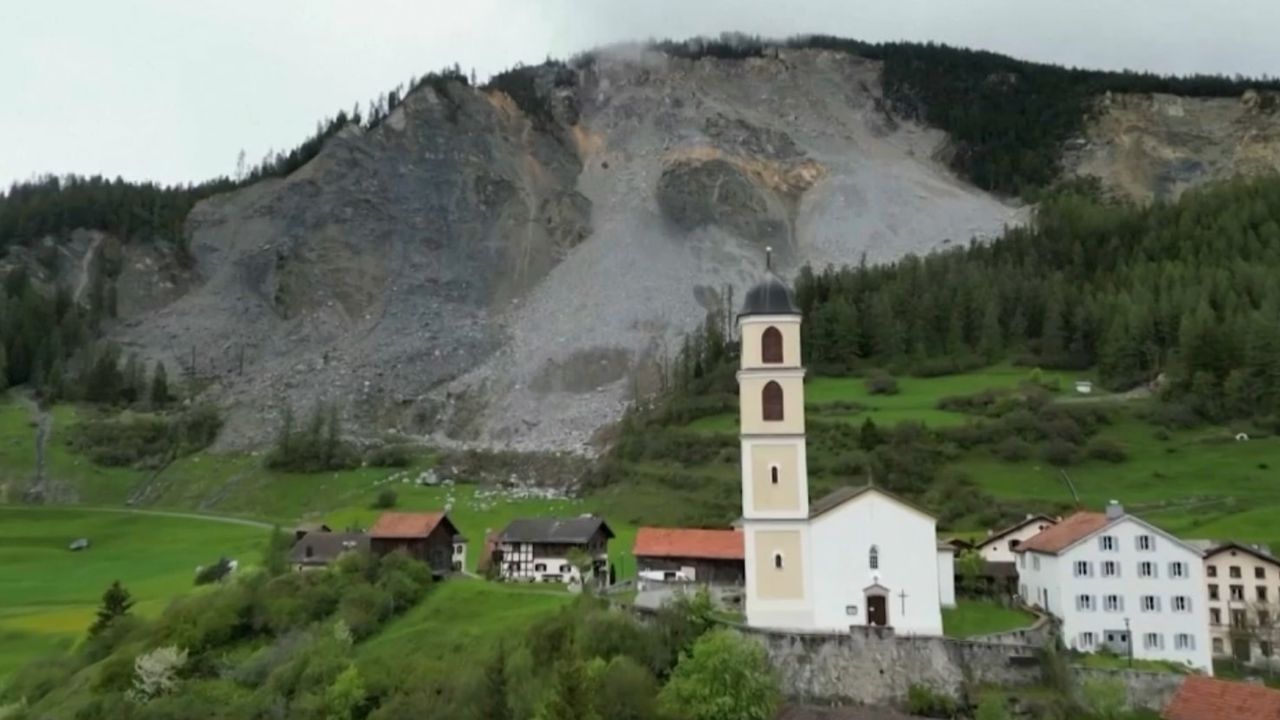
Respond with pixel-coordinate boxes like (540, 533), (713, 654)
(867, 594), (887, 626)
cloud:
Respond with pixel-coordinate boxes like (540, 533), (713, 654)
(1, 0), (1276, 187)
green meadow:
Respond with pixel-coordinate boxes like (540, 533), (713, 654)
(0, 507), (266, 678)
(941, 599), (1036, 638)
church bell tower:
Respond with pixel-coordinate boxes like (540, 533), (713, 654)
(738, 254), (811, 626)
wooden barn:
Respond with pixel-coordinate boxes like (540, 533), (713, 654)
(369, 511), (461, 577)
(633, 527), (745, 585)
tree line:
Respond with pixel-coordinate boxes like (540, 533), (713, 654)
(0, 68), (471, 251)
(795, 176), (1280, 424)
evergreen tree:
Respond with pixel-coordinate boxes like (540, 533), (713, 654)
(88, 580), (134, 637)
(977, 298), (1003, 362)
(477, 643), (512, 720)
(150, 361), (170, 406)
(535, 658), (598, 720)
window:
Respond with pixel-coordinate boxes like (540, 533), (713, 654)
(304, 545), (314, 558)
(1232, 609), (1248, 628)
(1231, 585), (1245, 601)
(1008, 539), (1021, 552)
(1074, 560), (1092, 578)
(1139, 562), (1157, 578)
(1172, 596), (1191, 613)
(1104, 594), (1123, 612)
(1076, 594), (1095, 611)
(869, 545), (879, 570)
(1260, 586), (1270, 602)
(1033, 555), (1041, 571)
(1257, 567), (1268, 580)
(1264, 641), (1276, 658)
(1169, 561), (1187, 578)
(762, 381), (784, 421)
(1102, 561), (1120, 577)
(560, 564), (572, 573)
(534, 563), (547, 572)
(1019, 554), (1026, 569)
(1099, 535), (1116, 552)
(1261, 610), (1273, 627)
(773, 552), (784, 569)
(1210, 608), (1222, 625)
(1209, 584), (1220, 601)
(1144, 633), (1163, 650)
(1141, 595), (1160, 612)
(1213, 637), (1225, 654)
(1020, 583), (1027, 598)
(770, 465), (780, 485)
(1207, 565), (1218, 578)
(1230, 566), (1243, 579)
(1175, 634), (1195, 650)
(761, 327), (783, 364)
(1079, 632), (1096, 649)
(1137, 535), (1154, 551)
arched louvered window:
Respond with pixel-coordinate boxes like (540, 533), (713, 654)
(762, 381), (784, 421)
(870, 545), (880, 570)
(762, 326), (783, 364)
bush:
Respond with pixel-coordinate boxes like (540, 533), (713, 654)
(864, 370), (900, 396)
(906, 684), (960, 718)
(657, 628), (779, 720)
(373, 489), (398, 509)
(993, 437), (1032, 462)
(1086, 438), (1128, 463)
(366, 445), (414, 468)
(1040, 439), (1080, 467)
(195, 557), (234, 585)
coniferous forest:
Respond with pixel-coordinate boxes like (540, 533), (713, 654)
(795, 177), (1280, 424)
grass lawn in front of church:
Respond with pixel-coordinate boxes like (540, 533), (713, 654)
(941, 598), (1036, 638)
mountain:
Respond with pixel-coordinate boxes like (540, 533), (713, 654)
(5, 40), (1280, 455)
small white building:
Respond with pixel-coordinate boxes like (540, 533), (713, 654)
(1016, 501), (1212, 674)
(976, 514), (1059, 565)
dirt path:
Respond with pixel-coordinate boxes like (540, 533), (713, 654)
(73, 234), (102, 305)
(10, 504), (275, 530)
(15, 389), (53, 503)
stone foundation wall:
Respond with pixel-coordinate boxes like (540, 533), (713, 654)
(738, 624), (1184, 711)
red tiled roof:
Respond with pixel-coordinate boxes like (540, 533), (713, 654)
(1016, 511), (1110, 555)
(1163, 675), (1280, 720)
(370, 511), (446, 539)
(633, 527), (744, 561)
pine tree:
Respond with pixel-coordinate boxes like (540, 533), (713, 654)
(977, 298), (1003, 362)
(88, 580), (134, 637)
(477, 643), (512, 720)
(150, 361), (170, 407)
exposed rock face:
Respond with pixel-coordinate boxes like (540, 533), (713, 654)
(1067, 91), (1280, 201)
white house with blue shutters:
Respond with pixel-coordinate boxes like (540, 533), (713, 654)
(1016, 501), (1212, 673)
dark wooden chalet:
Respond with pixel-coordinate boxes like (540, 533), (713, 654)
(369, 511), (461, 577)
(288, 532), (369, 570)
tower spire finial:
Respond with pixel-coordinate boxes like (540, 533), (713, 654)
(765, 245), (773, 271)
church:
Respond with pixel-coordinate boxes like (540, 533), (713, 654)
(737, 270), (955, 635)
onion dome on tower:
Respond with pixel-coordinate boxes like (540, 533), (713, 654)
(740, 246), (800, 317)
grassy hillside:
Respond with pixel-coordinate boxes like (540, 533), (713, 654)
(0, 507), (266, 678)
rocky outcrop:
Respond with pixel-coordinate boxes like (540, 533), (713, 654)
(97, 48), (1029, 454)
(1067, 90), (1280, 201)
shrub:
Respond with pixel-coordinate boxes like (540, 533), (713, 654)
(1086, 438), (1128, 463)
(906, 684), (960, 718)
(194, 557), (233, 586)
(864, 370), (900, 396)
(1040, 439), (1079, 467)
(657, 629), (779, 720)
(373, 489), (398, 509)
(366, 445), (414, 468)
(993, 437), (1032, 462)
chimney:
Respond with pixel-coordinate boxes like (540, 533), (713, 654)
(1105, 500), (1124, 520)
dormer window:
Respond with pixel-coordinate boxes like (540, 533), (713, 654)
(762, 326), (783, 364)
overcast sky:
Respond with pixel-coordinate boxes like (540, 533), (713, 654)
(3, 0), (1278, 188)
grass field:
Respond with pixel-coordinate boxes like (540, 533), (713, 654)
(941, 599), (1036, 638)
(359, 579), (573, 674)
(685, 364), (1087, 433)
(0, 507), (267, 678)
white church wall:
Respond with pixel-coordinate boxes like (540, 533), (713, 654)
(936, 549), (956, 608)
(808, 492), (944, 636)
